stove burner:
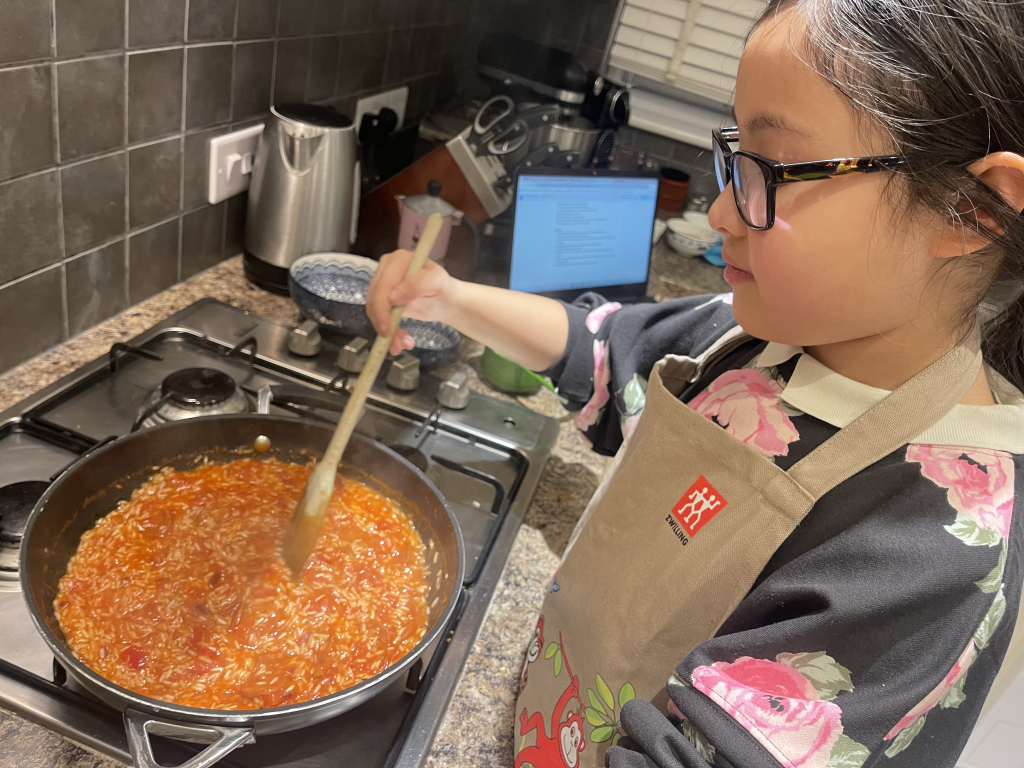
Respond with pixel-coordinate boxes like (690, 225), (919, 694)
(136, 367), (250, 430)
(162, 367), (237, 406)
(0, 481), (48, 547)
(0, 481), (48, 590)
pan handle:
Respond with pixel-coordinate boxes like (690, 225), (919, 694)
(257, 384), (350, 415)
(124, 709), (254, 768)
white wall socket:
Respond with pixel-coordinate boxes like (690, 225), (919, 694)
(208, 124), (264, 205)
(354, 86), (409, 139)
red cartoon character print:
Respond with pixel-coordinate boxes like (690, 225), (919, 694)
(517, 632), (587, 768)
(520, 615), (545, 693)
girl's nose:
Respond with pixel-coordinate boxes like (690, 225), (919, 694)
(708, 184), (746, 239)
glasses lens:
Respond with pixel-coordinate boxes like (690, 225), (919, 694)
(713, 139), (729, 192)
(734, 154), (769, 228)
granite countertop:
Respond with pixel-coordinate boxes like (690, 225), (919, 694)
(0, 242), (727, 768)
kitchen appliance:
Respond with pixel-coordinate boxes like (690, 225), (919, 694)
(396, 181), (479, 262)
(22, 415), (464, 768)
(245, 104), (361, 296)
(473, 35), (629, 173)
(478, 34), (589, 113)
(0, 299), (558, 768)
(525, 118), (601, 168)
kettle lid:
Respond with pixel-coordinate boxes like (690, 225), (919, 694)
(274, 103), (353, 128)
(404, 180), (458, 217)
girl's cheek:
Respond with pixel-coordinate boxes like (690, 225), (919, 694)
(748, 226), (852, 315)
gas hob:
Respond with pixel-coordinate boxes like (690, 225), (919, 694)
(0, 299), (558, 767)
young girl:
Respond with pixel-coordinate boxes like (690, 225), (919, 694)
(368, 0), (1024, 764)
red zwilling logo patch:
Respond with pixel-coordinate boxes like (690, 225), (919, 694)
(671, 476), (727, 538)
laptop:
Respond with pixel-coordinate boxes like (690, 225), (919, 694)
(508, 168), (660, 302)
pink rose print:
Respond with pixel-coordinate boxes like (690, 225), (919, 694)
(621, 414), (641, 440)
(885, 639), (976, 741)
(667, 697), (686, 720)
(689, 369), (799, 458)
(574, 340), (611, 436)
(692, 657), (842, 768)
(906, 445), (1014, 539)
(585, 302), (622, 334)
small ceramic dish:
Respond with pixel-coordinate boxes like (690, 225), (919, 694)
(666, 217), (720, 258)
(401, 319), (463, 368)
(290, 253), (378, 335)
(289, 253), (462, 366)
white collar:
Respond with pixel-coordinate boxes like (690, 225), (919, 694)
(754, 342), (1024, 453)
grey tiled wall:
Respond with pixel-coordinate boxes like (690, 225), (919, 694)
(0, 0), (484, 375)
(617, 126), (719, 198)
(476, 0), (616, 73)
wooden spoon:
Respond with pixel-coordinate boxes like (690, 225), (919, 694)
(281, 213), (445, 576)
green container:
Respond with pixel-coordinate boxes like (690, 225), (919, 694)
(480, 347), (553, 395)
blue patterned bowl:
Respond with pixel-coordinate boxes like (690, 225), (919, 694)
(401, 318), (463, 367)
(289, 253), (462, 366)
(290, 253), (379, 336)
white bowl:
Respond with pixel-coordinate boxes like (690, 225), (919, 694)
(682, 211), (716, 236)
(666, 217), (720, 257)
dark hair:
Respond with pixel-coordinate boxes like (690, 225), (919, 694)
(753, 0), (1024, 388)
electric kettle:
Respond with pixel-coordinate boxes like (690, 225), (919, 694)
(244, 104), (360, 294)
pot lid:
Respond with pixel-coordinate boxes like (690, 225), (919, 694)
(404, 180), (458, 217)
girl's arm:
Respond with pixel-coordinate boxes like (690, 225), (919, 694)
(365, 250), (569, 371)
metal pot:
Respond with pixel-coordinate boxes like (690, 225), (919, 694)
(527, 118), (600, 167)
(20, 413), (465, 768)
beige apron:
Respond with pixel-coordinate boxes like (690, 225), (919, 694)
(514, 328), (983, 768)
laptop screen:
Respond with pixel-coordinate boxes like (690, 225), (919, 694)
(508, 172), (659, 296)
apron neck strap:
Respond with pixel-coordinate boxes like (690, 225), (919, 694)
(788, 325), (983, 500)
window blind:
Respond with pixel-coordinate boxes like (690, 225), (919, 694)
(608, 0), (765, 105)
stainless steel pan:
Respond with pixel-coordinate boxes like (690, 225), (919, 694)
(20, 414), (465, 768)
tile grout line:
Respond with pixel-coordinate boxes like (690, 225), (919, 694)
(50, 0), (70, 340)
(227, 0), (239, 123)
(179, 0), (191, 282)
(123, 0), (131, 308)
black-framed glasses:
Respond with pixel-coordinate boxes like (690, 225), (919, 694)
(712, 127), (907, 230)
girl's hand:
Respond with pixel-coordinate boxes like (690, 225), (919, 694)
(367, 250), (459, 356)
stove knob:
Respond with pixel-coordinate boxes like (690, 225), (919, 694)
(337, 336), (369, 373)
(387, 353), (420, 391)
(436, 371), (470, 410)
(288, 320), (322, 357)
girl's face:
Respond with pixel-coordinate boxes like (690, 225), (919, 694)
(708, 10), (972, 347)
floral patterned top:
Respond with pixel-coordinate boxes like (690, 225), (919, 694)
(546, 293), (1024, 768)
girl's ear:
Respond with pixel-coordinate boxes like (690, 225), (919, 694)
(968, 152), (1024, 215)
(931, 151), (1024, 259)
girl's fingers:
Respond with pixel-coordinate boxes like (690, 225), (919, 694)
(389, 329), (415, 356)
(368, 251), (413, 333)
(388, 266), (440, 308)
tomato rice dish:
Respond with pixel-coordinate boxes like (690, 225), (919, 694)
(54, 457), (429, 710)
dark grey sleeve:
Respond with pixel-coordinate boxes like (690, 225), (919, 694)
(543, 292), (738, 456)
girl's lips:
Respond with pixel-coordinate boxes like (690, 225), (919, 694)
(723, 264), (755, 285)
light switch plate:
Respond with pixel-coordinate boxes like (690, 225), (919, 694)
(354, 87), (409, 138)
(208, 124), (264, 204)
